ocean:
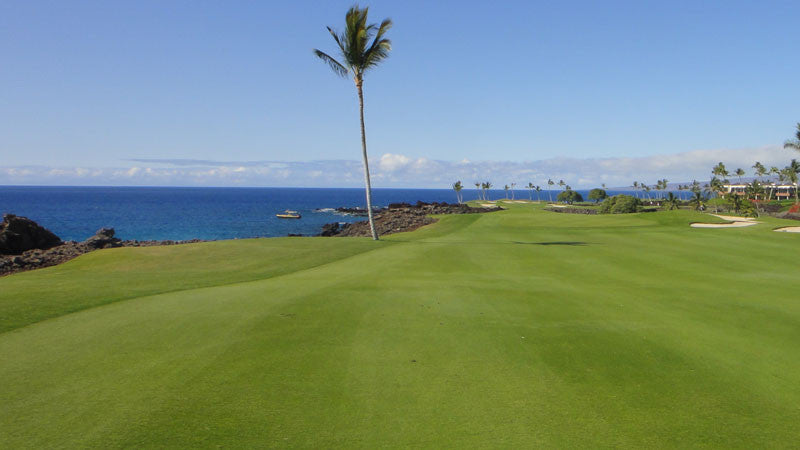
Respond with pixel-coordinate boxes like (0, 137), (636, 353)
(0, 186), (687, 241)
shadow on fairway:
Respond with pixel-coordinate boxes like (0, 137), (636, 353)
(512, 241), (589, 246)
(386, 238), (591, 246)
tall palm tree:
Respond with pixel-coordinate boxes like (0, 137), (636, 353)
(510, 182), (516, 200)
(452, 180), (463, 204)
(314, 6), (392, 241)
(632, 181), (639, 198)
(503, 184), (510, 199)
(474, 182), (481, 200)
(526, 182), (534, 200)
(547, 179), (554, 202)
(535, 185), (541, 202)
(784, 123), (800, 152)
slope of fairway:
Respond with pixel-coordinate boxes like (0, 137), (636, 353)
(2, 206), (800, 447)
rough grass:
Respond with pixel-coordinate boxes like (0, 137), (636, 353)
(1, 205), (799, 447)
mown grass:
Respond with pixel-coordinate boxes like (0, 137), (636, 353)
(1, 205), (799, 447)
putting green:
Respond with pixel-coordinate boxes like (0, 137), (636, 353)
(1, 205), (799, 447)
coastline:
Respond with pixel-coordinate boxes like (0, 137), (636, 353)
(1, 201), (502, 277)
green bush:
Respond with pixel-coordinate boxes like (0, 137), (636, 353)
(599, 194), (642, 214)
(588, 188), (607, 202)
(557, 189), (583, 204)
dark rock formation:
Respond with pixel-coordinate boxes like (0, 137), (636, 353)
(319, 222), (345, 237)
(0, 216), (205, 277)
(333, 206), (385, 216)
(0, 214), (63, 255)
(320, 202), (502, 237)
(83, 227), (122, 249)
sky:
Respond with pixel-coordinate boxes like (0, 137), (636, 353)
(1, 0), (799, 188)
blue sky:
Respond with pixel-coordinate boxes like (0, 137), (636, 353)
(1, 0), (798, 187)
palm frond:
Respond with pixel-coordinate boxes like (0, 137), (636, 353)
(785, 140), (800, 151)
(364, 38), (391, 69)
(313, 50), (348, 78)
(326, 26), (346, 53)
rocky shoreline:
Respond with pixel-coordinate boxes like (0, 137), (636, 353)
(320, 201), (502, 237)
(0, 214), (202, 277)
(1, 202), (501, 276)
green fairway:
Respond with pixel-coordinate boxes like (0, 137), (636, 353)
(2, 204), (799, 447)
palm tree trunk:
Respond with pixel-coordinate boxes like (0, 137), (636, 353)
(356, 79), (378, 240)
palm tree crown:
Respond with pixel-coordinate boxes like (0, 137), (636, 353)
(313, 7), (392, 82)
(784, 123), (800, 151)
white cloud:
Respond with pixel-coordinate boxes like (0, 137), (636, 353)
(378, 153), (411, 172)
(1, 145), (796, 188)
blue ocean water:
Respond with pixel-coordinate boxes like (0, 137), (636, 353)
(0, 186), (687, 241)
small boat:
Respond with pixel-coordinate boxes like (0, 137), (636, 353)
(276, 210), (301, 219)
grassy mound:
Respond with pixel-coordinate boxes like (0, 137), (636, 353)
(1, 205), (799, 447)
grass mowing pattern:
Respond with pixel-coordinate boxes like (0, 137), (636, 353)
(1, 204), (799, 447)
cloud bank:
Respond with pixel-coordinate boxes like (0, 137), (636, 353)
(1, 145), (794, 188)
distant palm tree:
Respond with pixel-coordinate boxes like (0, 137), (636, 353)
(752, 162), (766, 181)
(526, 182), (534, 200)
(558, 180), (565, 192)
(712, 162), (730, 184)
(547, 179), (554, 202)
(632, 181), (639, 198)
(746, 179), (765, 206)
(510, 182), (516, 200)
(482, 181), (493, 200)
(782, 165), (799, 203)
(535, 185), (541, 202)
(314, 6), (392, 240)
(474, 182), (481, 200)
(503, 184), (510, 199)
(688, 190), (707, 211)
(663, 192), (680, 210)
(452, 180), (463, 204)
(784, 123), (800, 152)
(734, 168), (745, 183)
(767, 166), (781, 201)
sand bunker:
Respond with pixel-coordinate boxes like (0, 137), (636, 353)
(480, 203), (496, 207)
(774, 227), (800, 233)
(691, 214), (759, 228)
(547, 204), (566, 208)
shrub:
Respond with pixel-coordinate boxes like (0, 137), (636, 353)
(599, 194), (641, 214)
(587, 188), (607, 202)
(557, 189), (583, 204)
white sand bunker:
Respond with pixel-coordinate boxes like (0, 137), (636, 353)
(691, 214), (759, 228)
(547, 204), (566, 208)
(774, 227), (800, 233)
(480, 203), (496, 207)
